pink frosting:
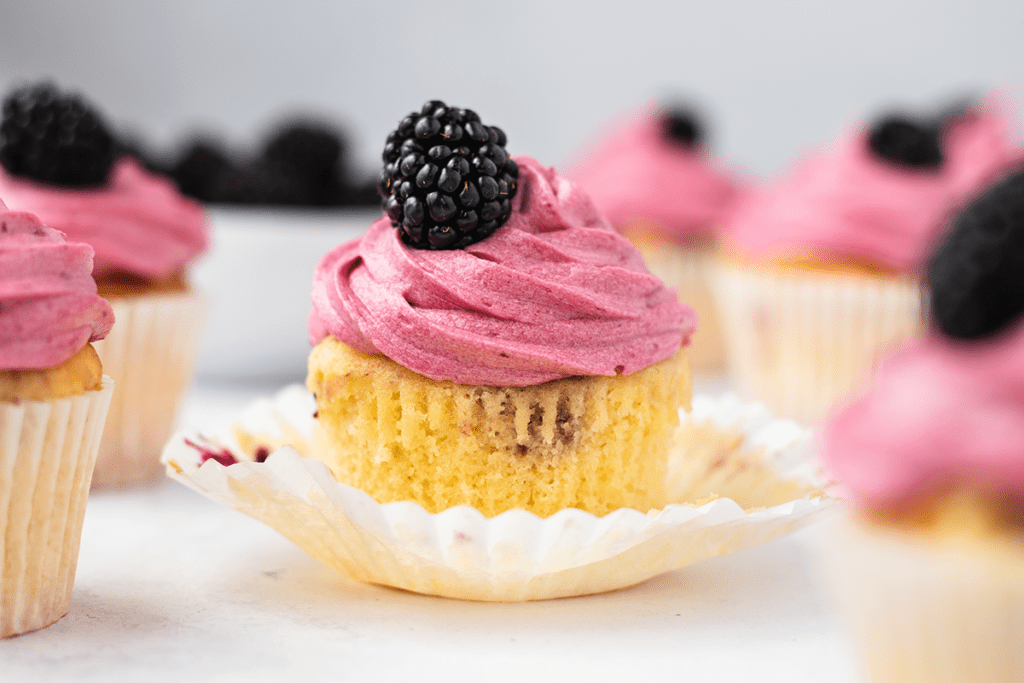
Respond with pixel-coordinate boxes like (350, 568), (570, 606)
(723, 99), (1021, 271)
(0, 156), (209, 280)
(0, 200), (114, 370)
(566, 107), (745, 240)
(309, 156), (695, 386)
(823, 321), (1024, 508)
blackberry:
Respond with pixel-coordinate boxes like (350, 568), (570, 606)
(927, 166), (1024, 340)
(169, 138), (234, 201)
(377, 100), (519, 249)
(262, 120), (346, 206)
(660, 105), (704, 148)
(0, 81), (117, 187)
(867, 114), (943, 169)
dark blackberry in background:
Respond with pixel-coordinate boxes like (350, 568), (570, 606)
(115, 130), (170, 176)
(261, 120), (346, 206)
(867, 114), (943, 169)
(0, 81), (117, 187)
(927, 166), (1024, 340)
(378, 100), (519, 250)
(169, 138), (235, 202)
(660, 105), (704, 148)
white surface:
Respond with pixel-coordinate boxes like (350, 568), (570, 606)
(0, 380), (862, 682)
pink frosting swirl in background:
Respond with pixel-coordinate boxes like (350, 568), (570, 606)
(566, 106), (745, 240)
(823, 322), (1024, 508)
(0, 200), (114, 369)
(309, 156), (695, 386)
(723, 97), (1021, 271)
(0, 156), (209, 280)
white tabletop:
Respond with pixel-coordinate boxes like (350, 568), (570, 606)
(1, 380), (863, 683)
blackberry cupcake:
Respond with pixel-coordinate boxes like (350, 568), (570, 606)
(821, 166), (1024, 682)
(307, 101), (695, 517)
(0, 202), (114, 636)
(0, 82), (209, 487)
(714, 97), (1020, 423)
(569, 104), (745, 374)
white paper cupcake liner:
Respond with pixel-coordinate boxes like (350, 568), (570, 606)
(162, 386), (838, 601)
(822, 515), (1024, 683)
(91, 291), (207, 489)
(635, 242), (725, 373)
(711, 261), (924, 424)
(0, 378), (114, 637)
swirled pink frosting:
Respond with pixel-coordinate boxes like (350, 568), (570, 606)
(309, 156), (695, 386)
(724, 98), (1020, 271)
(0, 156), (209, 280)
(823, 322), (1024, 508)
(567, 107), (745, 240)
(0, 200), (114, 370)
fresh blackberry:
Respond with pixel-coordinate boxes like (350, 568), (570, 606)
(262, 120), (345, 206)
(0, 81), (117, 187)
(927, 166), (1024, 340)
(377, 100), (519, 249)
(660, 105), (704, 148)
(169, 138), (234, 202)
(867, 114), (943, 169)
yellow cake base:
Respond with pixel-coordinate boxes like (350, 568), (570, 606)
(0, 344), (103, 403)
(307, 336), (691, 518)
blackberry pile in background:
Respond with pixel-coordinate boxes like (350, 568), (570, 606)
(0, 81), (117, 188)
(167, 118), (378, 207)
(378, 100), (519, 250)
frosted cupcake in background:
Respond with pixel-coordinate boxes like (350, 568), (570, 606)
(0, 202), (115, 636)
(567, 104), (745, 373)
(820, 166), (1024, 682)
(308, 100), (695, 517)
(713, 96), (1020, 423)
(0, 82), (209, 488)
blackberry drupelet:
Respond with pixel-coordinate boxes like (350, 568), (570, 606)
(927, 166), (1024, 340)
(867, 114), (943, 169)
(661, 106), (704, 148)
(0, 81), (117, 187)
(378, 100), (519, 249)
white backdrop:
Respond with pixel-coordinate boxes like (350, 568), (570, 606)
(2, 0), (1022, 179)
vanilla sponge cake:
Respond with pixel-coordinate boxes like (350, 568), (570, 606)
(309, 337), (690, 517)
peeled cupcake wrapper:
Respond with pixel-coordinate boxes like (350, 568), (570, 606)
(712, 260), (924, 424)
(91, 291), (208, 489)
(823, 515), (1024, 683)
(162, 386), (838, 601)
(0, 377), (114, 637)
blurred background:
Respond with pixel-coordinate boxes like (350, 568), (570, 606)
(2, 0), (1023, 381)
(3, 0), (1022, 178)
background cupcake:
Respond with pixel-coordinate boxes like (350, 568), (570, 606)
(307, 101), (696, 518)
(0, 202), (114, 637)
(714, 96), (1020, 423)
(0, 81), (209, 488)
(821, 166), (1024, 682)
(568, 104), (745, 374)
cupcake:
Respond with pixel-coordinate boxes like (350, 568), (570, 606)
(714, 96), (1020, 423)
(307, 101), (696, 518)
(0, 202), (115, 637)
(821, 167), (1024, 682)
(0, 82), (210, 488)
(568, 104), (745, 373)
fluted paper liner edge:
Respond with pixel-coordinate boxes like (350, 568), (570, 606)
(163, 386), (838, 601)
